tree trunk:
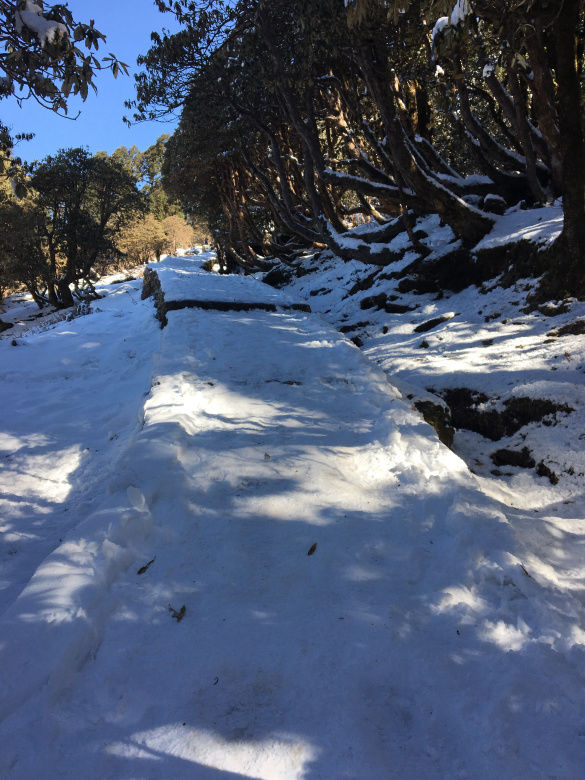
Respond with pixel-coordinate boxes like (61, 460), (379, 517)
(555, 0), (585, 269)
(359, 44), (494, 245)
(57, 277), (75, 308)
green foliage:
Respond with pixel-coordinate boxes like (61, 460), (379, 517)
(0, 147), (142, 305)
(0, 1), (128, 114)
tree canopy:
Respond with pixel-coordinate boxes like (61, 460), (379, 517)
(130, 0), (585, 290)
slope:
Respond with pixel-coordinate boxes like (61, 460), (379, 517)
(0, 256), (584, 778)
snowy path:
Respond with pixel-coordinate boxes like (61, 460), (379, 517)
(0, 281), (157, 614)
(1, 259), (585, 778)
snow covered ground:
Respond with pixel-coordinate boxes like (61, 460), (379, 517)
(1, 249), (585, 778)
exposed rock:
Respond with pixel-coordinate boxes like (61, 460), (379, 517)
(550, 318), (585, 337)
(263, 265), (294, 288)
(440, 388), (574, 441)
(384, 302), (413, 314)
(414, 399), (454, 448)
(398, 276), (440, 295)
(536, 461), (559, 484)
(340, 321), (370, 333)
(414, 314), (455, 333)
(491, 447), (535, 468)
(482, 194), (507, 215)
(0, 319), (13, 333)
(360, 292), (387, 310)
(473, 240), (549, 288)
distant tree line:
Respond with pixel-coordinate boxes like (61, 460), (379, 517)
(0, 136), (199, 307)
(128, 0), (585, 291)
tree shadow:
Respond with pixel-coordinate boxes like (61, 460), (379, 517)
(1, 306), (585, 777)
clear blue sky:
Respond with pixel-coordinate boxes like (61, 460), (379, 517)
(2, 0), (181, 163)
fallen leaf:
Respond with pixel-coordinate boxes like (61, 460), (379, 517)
(307, 542), (317, 556)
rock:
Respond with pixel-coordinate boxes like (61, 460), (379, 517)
(491, 447), (535, 468)
(360, 293), (387, 310)
(482, 194), (507, 215)
(414, 399), (454, 448)
(536, 461), (559, 485)
(398, 277), (440, 295)
(263, 265), (294, 288)
(340, 321), (370, 333)
(414, 314), (455, 333)
(384, 302), (412, 314)
(440, 389), (574, 441)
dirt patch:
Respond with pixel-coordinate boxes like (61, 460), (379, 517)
(536, 461), (559, 485)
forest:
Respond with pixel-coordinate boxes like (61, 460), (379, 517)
(125, 0), (585, 299)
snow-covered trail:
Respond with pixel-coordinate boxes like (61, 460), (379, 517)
(0, 280), (158, 614)
(1, 261), (585, 778)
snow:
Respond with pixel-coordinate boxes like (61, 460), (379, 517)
(14, 0), (68, 47)
(450, 0), (471, 26)
(147, 253), (299, 306)
(1, 248), (585, 777)
(474, 204), (563, 251)
(431, 16), (449, 47)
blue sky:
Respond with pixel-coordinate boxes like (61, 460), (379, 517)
(3, 0), (181, 163)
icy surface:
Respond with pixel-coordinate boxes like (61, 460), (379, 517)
(1, 253), (585, 777)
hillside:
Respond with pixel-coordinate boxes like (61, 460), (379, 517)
(0, 222), (585, 777)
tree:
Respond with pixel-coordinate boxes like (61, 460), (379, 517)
(117, 211), (195, 264)
(0, 1), (127, 117)
(132, 0), (585, 290)
(0, 192), (46, 303)
(117, 213), (169, 264)
(26, 147), (143, 306)
(161, 213), (194, 254)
